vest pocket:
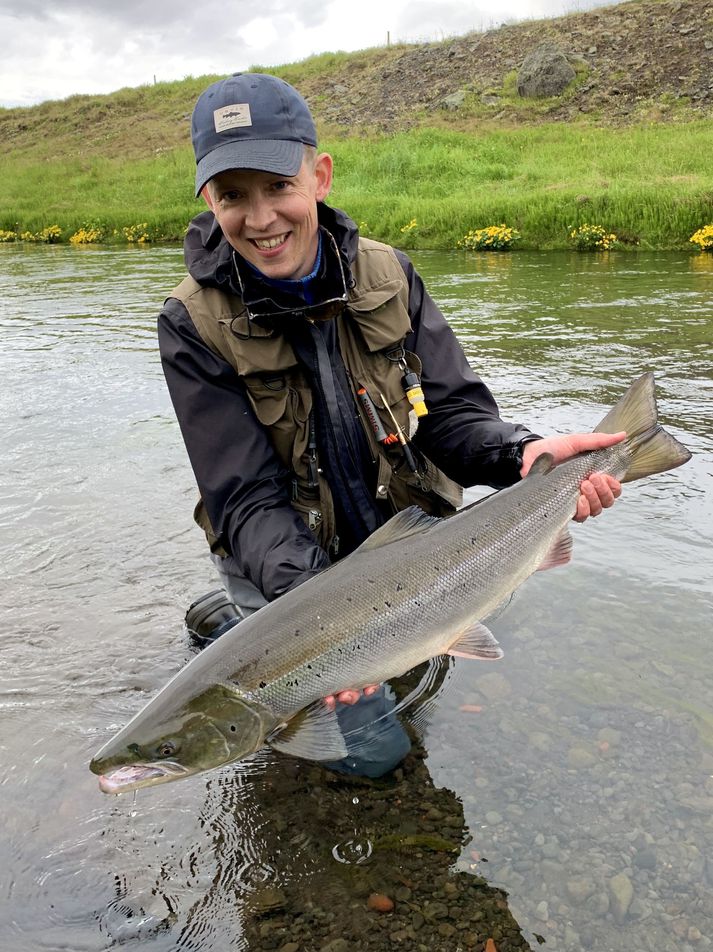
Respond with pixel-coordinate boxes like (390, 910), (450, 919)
(242, 374), (313, 473)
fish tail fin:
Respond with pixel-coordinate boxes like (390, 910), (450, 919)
(594, 373), (691, 483)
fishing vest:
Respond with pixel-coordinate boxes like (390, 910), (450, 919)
(169, 237), (463, 557)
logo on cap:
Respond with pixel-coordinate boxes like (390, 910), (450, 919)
(214, 103), (253, 133)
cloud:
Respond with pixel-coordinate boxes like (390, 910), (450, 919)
(0, 0), (626, 108)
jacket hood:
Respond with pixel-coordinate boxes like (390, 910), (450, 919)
(183, 203), (360, 293)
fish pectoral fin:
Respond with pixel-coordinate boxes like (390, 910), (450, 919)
(536, 527), (574, 572)
(267, 701), (348, 762)
(355, 506), (443, 552)
(447, 623), (503, 661)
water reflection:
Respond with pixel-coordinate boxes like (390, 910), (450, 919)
(95, 662), (531, 951)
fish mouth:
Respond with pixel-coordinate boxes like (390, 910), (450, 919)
(96, 761), (190, 795)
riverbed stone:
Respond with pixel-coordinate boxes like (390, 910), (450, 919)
(634, 848), (658, 870)
(476, 672), (512, 701)
(568, 746), (597, 769)
(566, 877), (596, 904)
(597, 727), (622, 746)
(609, 872), (634, 923)
(534, 900), (549, 922)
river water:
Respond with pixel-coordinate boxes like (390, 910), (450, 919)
(1, 244), (711, 952)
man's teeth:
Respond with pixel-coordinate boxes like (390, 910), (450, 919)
(254, 235), (288, 249)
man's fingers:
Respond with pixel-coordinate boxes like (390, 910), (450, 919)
(574, 495), (589, 523)
(574, 474), (623, 522)
(325, 684), (380, 708)
(336, 689), (360, 705)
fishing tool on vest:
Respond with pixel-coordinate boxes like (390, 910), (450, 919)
(292, 411), (323, 534)
(306, 410), (320, 489)
(384, 346), (428, 419)
(356, 386), (399, 446)
(378, 391), (420, 479)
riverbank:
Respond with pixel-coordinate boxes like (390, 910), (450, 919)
(2, 120), (712, 251)
(1, 0), (712, 251)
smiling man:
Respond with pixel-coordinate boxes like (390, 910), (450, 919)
(157, 73), (622, 770)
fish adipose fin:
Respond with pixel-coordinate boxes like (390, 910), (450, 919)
(594, 372), (692, 483)
(447, 622), (503, 661)
(355, 506), (443, 552)
(267, 701), (348, 761)
(536, 526), (574, 571)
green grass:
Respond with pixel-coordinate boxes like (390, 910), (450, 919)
(1, 104), (711, 250)
(327, 123), (713, 250)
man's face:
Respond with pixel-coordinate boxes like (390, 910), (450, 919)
(204, 153), (333, 281)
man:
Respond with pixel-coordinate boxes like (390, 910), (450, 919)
(158, 72), (622, 726)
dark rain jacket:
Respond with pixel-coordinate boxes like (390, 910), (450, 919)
(158, 203), (538, 602)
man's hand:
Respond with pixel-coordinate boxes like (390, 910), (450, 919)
(520, 432), (625, 523)
(324, 685), (380, 710)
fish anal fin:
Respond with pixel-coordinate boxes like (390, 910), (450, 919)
(536, 527), (574, 572)
(447, 622), (503, 661)
(356, 506), (443, 552)
(268, 701), (348, 761)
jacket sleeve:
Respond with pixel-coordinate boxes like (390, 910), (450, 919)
(396, 252), (540, 490)
(158, 297), (330, 601)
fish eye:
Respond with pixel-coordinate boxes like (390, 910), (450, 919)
(157, 741), (177, 758)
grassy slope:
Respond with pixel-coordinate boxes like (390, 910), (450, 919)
(1, 2), (712, 250)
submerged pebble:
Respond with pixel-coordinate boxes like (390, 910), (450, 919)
(367, 893), (394, 913)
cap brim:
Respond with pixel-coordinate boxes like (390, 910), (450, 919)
(194, 139), (306, 197)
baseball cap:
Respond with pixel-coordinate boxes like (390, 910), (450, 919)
(191, 73), (317, 197)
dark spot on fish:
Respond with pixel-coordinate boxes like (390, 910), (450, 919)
(259, 680), (267, 689)
(230, 725), (237, 732)
(396, 583), (403, 591)
(307, 664), (312, 669)
(471, 537), (477, 545)
(373, 606), (379, 612)
(367, 578), (375, 584)
(385, 600), (392, 608)
(265, 648), (269, 655)
(346, 596), (353, 602)
(294, 629), (300, 637)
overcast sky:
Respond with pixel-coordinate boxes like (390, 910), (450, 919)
(1, 0), (617, 108)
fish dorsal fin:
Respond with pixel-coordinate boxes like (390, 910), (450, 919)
(536, 527), (574, 571)
(355, 505), (443, 552)
(527, 452), (556, 476)
(447, 622), (503, 661)
(267, 701), (348, 761)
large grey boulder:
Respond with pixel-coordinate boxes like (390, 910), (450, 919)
(517, 43), (576, 98)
